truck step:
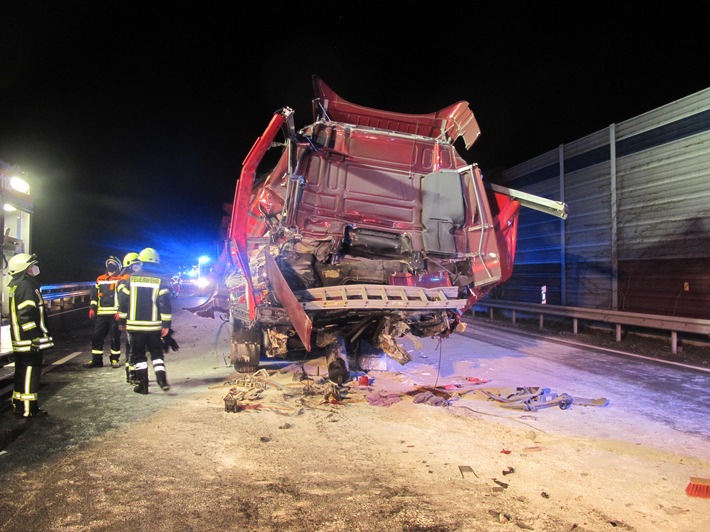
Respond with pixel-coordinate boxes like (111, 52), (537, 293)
(298, 284), (467, 310)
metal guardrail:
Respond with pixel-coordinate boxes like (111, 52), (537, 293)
(42, 282), (94, 300)
(473, 299), (710, 355)
(41, 282), (94, 314)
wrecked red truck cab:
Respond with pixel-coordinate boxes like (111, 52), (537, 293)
(197, 76), (567, 380)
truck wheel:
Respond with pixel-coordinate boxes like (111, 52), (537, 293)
(325, 337), (351, 384)
(231, 323), (262, 374)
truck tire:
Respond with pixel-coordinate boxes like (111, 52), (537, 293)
(325, 337), (351, 384)
(231, 321), (262, 374)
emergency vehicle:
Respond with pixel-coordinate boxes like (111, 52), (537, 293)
(0, 160), (33, 361)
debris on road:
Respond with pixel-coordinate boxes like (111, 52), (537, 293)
(466, 377), (492, 384)
(458, 465), (478, 478)
(412, 391), (449, 407)
(365, 390), (402, 407)
(480, 386), (608, 411)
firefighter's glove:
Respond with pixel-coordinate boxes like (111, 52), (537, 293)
(161, 329), (180, 353)
(89, 309), (95, 320)
(30, 338), (41, 353)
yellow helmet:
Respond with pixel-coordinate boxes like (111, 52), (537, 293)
(139, 247), (160, 264)
(123, 252), (140, 267)
(7, 253), (38, 275)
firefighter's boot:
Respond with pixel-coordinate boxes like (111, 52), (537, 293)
(110, 357), (120, 369)
(126, 362), (137, 384)
(133, 369), (149, 395)
(156, 371), (170, 392)
(83, 357), (104, 369)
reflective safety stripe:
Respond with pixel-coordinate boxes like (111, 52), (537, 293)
(13, 340), (32, 348)
(13, 337), (54, 351)
(25, 365), (33, 392)
(126, 320), (161, 332)
(17, 300), (37, 310)
(21, 322), (37, 331)
(36, 337), (54, 349)
(135, 361), (149, 370)
(12, 345), (32, 352)
(12, 391), (38, 401)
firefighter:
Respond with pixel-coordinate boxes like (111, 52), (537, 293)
(7, 253), (54, 418)
(117, 247), (172, 394)
(84, 256), (123, 368)
(118, 251), (141, 384)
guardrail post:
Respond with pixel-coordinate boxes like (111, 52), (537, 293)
(512, 310), (516, 324)
(671, 332), (678, 355)
(616, 324), (622, 342)
(573, 318), (578, 334)
(539, 314), (544, 329)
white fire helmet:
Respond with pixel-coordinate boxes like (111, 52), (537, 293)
(7, 253), (38, 276)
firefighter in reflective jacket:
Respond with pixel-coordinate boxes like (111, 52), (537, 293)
(117, 247), (172, 394)
(118, 251), (141, 384)
(84, 256), (123, 368)
(7, 253), (54, 418)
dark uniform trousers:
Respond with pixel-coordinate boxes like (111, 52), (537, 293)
(91, 313), (121, 364)
(130, 331), (168, 388)
(12, 350), (45, 416)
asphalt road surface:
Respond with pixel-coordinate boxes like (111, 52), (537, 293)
(0, 294), (708, 531)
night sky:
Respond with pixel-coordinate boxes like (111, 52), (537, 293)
(1, 4), (707, 284)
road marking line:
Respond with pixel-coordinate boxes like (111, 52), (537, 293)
(49, 351), (84, 368)
(1, 351), (83, 396)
